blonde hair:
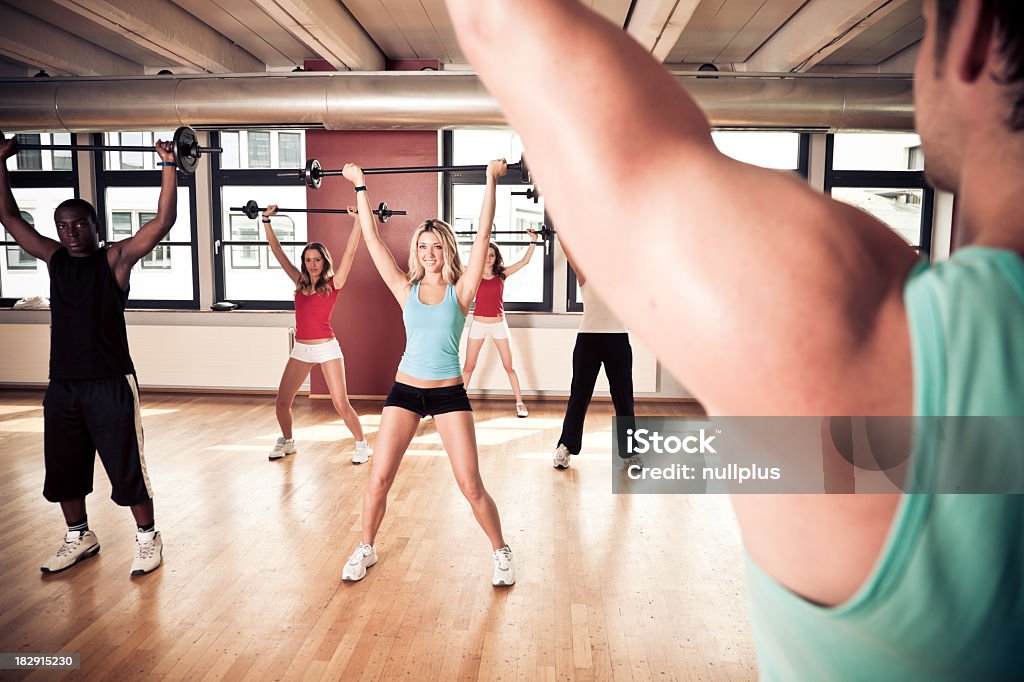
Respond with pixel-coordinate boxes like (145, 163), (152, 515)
(406, 219), (463, 285)
(296, 242), (336, 296)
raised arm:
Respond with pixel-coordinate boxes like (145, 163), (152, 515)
(109, 140), (177, 287)
(503, 228), (539, 278)
(457, 159), (506, 310)
(260, 205), (302, 284)
(340, 163), (409, 304)
(558, 232), (584, 287)
(445, 0), (918, 414)
(0, 136), (60, 263)
(332, 212), (362, 289)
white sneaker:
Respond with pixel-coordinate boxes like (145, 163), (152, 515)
(341, 544), (377, 581)
(553, 444), (571, 469)
(269, 437), (296, 461)
(621, 454), (643, 470)
(492, 546), (515, 586)
(352, 439), (372, 465)
(40, 530), (100, 574)
(515, 403), (529, 418)
(131, 530), (163, 576)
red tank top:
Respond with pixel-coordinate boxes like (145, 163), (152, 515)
(294, 283), (341, 340)
(473, 276), (504, 317)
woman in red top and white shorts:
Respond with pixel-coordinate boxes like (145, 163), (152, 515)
(462, 228), (539, 417)
(262, 205), (370, 464)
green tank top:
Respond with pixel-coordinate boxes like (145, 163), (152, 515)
(745, 246), (1024, 681)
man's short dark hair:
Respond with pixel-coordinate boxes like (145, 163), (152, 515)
(54, 198), (99, 225)
(934, 0), (1024, 130)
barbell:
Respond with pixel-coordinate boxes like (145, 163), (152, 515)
(291, 156), (532, 190)
(454, 225), (554, 241)
(231, 199), (407, 223)
(512, 186), (542, 203)
(1, 126), (219, 175)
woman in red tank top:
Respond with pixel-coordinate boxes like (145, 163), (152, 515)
(462, 229), (539, 417)
(262, 205), (370, 465)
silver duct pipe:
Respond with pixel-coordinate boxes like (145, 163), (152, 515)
(0, 71), (914, 133)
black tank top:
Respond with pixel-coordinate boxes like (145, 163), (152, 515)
(48, 247), (134, 380)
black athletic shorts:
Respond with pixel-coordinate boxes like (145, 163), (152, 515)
(43, 374), (153, 507)
(384, 382), (472, 417)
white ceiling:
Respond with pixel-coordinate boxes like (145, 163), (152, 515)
(0, 0), (922, 76)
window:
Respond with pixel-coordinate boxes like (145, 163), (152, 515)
(248, 131), (271, 168)
(1, 141), (78, 304)
(4, 212), (39, 270)
(96, 131), (199, 308)
(826, 134), (933, 254)
(212, 129), (310, 308)
(444, 130), (553, 312)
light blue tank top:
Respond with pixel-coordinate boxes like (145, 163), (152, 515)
(746, 246), (1024, 681)
(396, 282), (466, 381)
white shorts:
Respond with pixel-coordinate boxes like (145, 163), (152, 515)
(467, 318), (510, 340)
(290, 339), (344, 364)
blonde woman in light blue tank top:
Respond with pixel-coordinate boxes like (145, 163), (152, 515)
(336, 159), (517, 587)
(444, 0), (1024, 677)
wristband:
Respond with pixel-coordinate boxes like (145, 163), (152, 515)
(261, 218), (271, 223)
(157, 161), (176, 167)
(354, 185), (367, 193)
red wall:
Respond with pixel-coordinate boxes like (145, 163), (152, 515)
(303, 59), (441, 397)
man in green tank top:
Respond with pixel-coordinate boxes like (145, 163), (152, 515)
(446, 0), (1023, 678)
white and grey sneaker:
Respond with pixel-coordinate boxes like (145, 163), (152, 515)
(41, 530), (100, 574)
(341, 544), (377, 581)
(553, 444), (571, 469)
(352, 439), (372, 465)
(131, 530), (163, 576)
(269, 437), (296, 461)
(515, 403), (529, 418)
(621, 454), (643, 470)
(492, 546), (515, 586)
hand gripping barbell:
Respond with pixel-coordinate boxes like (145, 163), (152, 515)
(1, 126), (219, 175)
(292, 156), (532, 190)
(232, 199), (407, 223)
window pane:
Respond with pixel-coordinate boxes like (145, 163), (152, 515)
(120, 132), (146, 170)
(14, 134), (42, 171)
(221, 132), (240, 169)
(831, 187), (923, 247)
(101, 131), (174, 170)
(711, 131), (800, 169)
(452, 130), (525, 166)
(1, 187), (74, 299)
(221, 185), (308, 301)
(832, 133), (923, 171)
(52, 133), (73, 171)
(278, 133), (302, 168)
(248, 132), (271, 168)
(5, 212), (38, 270)
(453, 184), (545, 305)
(103, 186), (193, 300)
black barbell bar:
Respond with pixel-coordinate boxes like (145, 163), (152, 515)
(454, 225), (554, 240)
(292, 156), (532, 190)
(231, 199), (407, 223)
(512, 186), (542, 204)
(1, 126), (219, 176)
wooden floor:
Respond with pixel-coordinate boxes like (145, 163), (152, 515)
(0, 390), (755, 681)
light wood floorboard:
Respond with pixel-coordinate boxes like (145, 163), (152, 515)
(0, 390), (755, 681)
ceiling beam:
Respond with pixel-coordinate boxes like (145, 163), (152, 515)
(0, 4), (142, 76)
(49, 0), (264, 73)
(744, 0), (915, 72)
(250, 0), (385, 71)
(626, 0), (702, 62)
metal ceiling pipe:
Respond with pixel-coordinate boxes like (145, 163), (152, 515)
(0, 72), (914, 133)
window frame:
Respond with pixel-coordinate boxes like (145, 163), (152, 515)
(442, 130), (554, 313)
(824, 134), (934, 257)
(93, 134), (200, 309)
(210, 131), (309, 310)
(0, 149), (80, 307)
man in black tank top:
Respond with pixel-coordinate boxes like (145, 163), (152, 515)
(0, 134), (178, 578)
